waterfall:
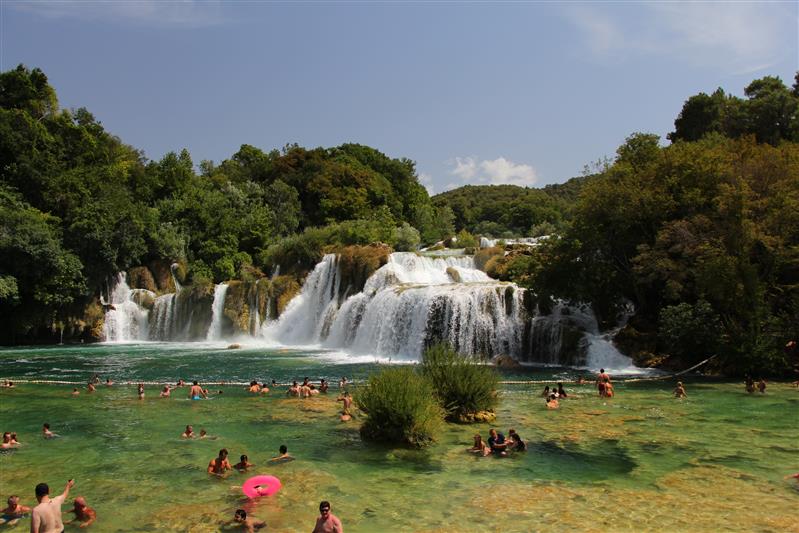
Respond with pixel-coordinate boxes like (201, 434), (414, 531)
(265, 251), (635, 368)
(206, 283), (228, 340)
(102, 273), (151, 342)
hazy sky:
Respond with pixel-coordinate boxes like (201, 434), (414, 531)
(2, 1), (797, 193)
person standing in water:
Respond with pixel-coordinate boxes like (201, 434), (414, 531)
(189, 381), (206, 400)
(65, 496), (96, 528)
(137, 383), (144, 400)
(596, 368), (610, 397)
(312, 501), (343, 533)
(30, 479), (74, 533)
(207, 448), (232, 476)
(674, 382), (687, 398)
(0, 495), (31, 526)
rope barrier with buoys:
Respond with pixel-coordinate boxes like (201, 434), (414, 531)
(242, 475), (281, 498)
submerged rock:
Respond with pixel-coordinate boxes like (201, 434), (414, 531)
(491, 354), (521, 368)
(454, 410), (496, 423)
(227, 343), (241, 350)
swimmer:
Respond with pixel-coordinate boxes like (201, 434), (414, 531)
(269, 444), (294, 463)
(596, 368), (610, 396)
(604, 382), (614, 398)
(42, 423), (58, 439)
(10, 432), (19, 446)
(745, 375), (755, 394)
(1, 432), (16, 449)
(199, 428), (215, 439)
(336, 391), (353, 421)
(300, 384), (312, 398)
(137, 383), (144, 400)
(467, 434), (490, 457)
(105, 378), (113, 387)
(176, 379), (186, 387)
(309, 384), (319, 396)
(546, 394), (559, 409)
(0, 495), (31, 526)
(65, 496), (96, 528)
(228, 508), (266, 532)
(247, 381), (261, 394)
(758, 378), (767, 394)
(234, 454), (255, 472)
(507, 429), (526, 452)
(312, 501), (342, 533)
(557, 383), (567, 398)
(72, 388), (80, 396)
(540, 385), (550, 398)
(319, 379), (329, 393)
(302, 377), (310, 388)
(188, 381), (206, 400)
(487, 429), (507, 456)
(1, 380), (14, 388)
(339, 377), (348, 389)
(287, 381), (300, 397)
(87, 382), (96, 393)
(577, 376), (586, 385)
(160, 385), (171, 398)
(181, 425), (194, 439)
(674, 382), (687, 398)
(207, 448), (232, 476)
(259, 383), (270, 394)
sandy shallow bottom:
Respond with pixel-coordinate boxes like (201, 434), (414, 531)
(0, 345), (797, 532)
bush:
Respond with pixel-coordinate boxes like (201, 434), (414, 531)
(420, 343), (499, 422)
(356, 367), (443, 448)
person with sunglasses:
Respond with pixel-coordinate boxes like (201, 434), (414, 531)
(312, 501), (343, 532)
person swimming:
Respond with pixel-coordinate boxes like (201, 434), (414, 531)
(137, 383), (145, 400)
(0, 495), (31, 525)
(229, 508), (266, 532)
(87, 382), (96, 393)
(508, 429), (526, 452)
(269, 445), (294, 463)
(674, 382), (687, 398)
(247, 381), (261, 394)
(234, 454), (255, 472)
(65, 496), (96, 528)
(1, 432), (17, 449)
(319, 379), (329, 393)
(181, 425), (194, 439)
(42, 423), (58, 439)
(72, 388), (80, 396)
(160, 385), (171, 398)
(287, 381), (300, 397)
(541, 385), (550, 398)
(557, 383), (567, 398)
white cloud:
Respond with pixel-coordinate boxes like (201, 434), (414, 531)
(418, 172), (435, 195)
(10, 0), (227, 28)
(448, 156), (538, 188)
(562, 2), (793, 73)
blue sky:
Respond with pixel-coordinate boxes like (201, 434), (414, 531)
(2, 1), (797, 193)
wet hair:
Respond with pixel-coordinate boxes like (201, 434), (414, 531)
(240, 455), (248, 462)
(235, 509), (247, 519)
(319, 500), (331, 511)
(549, 394), (557, 400)
(2, 432), (9, 439)
(279, 444), (287, 454)
(600, 368), (605, 373)
(219, 448), (228, 457)
(251, 380), (258, 386)
(35, 483), (49, 498)
(7, 495), (18, 505)
(193, 381), (198, 385)
(43, 423), (50, 429)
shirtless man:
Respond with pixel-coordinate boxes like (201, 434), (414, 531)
(234, 454), (255, 472)
(259, 383), (270, 395)
(319, 379), (329, 393)
(596, 368), (610, 397)
(336, 391), (353, 421)
(86, 382), (96, 393)
(160, 385), (171, 398)
(181, 425), (194, 439)
(189, 381), (206, 400)
(72, 388), (80, 396)
(1, 432), (16, 449)
(300, 384), (312, 398)
(65, 496), (96, 528)
(312, 501), (343, 533)
(269, 445), (294, 463)
(105, 378), (113, 387)
(674, 382), (687, 398)
(207, 448), (232, 476)
(30, 479), (74, 533)
(247, 381), (261, 394)
(137, 383), (144, 400)
(0, 495), (31, 525)
(229, 509), (265, 532)
(287, 381), (300, 397)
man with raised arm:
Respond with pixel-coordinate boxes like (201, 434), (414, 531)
(30, 479), (74, 533)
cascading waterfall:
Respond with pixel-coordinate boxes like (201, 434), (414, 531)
(206, 283), (229, 340)
(102, 273), (151, 342)
(104, 251), (636, 370)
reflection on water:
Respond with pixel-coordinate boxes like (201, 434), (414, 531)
(0, 344), (797, 532)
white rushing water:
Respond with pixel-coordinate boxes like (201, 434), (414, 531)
(206, 283), (228, 340)
(102, 273), (151, 342)
(104, 251), (638, 371)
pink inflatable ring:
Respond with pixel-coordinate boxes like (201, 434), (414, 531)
(242, 475), (282, 498)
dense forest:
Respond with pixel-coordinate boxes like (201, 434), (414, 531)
(0, 65), (453, 343)
(1, 65), (797, 375)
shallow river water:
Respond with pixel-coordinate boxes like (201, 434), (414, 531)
(0, 343), (797, 532)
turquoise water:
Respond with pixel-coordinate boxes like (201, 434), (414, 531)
(1, 344), (797, 532)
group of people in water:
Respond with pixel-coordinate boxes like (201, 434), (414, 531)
(0, 480), (96, 530)
(468, 428), (526, 457)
